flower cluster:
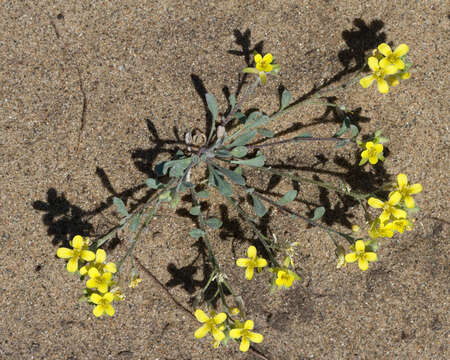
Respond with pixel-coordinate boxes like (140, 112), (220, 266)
(194, 308), (263, 352)
(243, 52), (280, 84)
(57, 235), (124, 317)
(358, 130), (389, 166)
(360, 43), (411, 94)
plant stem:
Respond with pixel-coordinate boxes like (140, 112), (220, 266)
(247, 136), (353, 149)
(222, 78), (260, 127)
(256, 166), (369, 201)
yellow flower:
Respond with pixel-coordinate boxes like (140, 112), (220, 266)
(90, 292), (115, 317)
(254, 53), (273, 72)
(86, 267), (112, 293)
(378, 43), (409, 70)
(360, 141), (384, 165)
(384, 219), (413, 234)
(368, 219), (394, 239)
(129, 275), (142, 288)
(345, 240), (377, 271)
(360, 57), (398, 94)
(336, 245), (347, 269)
(236, 246), (268, 280)
(56, 235), (95, 273)
(230, 307), (240, 316)
(275, 270), (295, 288)
(194, 309), (227, 342)
(390, 173), (423, 208)
(386, 71), (411, 87)
(229, 320), (263, 352)
(368, 192), (407, 223)
(79, 248), (117, 276)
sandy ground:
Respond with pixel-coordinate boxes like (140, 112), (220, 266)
(0, 1), (448, 359)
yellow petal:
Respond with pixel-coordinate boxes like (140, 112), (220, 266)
(365, 252), (377, 262)
(367, 57), (380, 72)
(366, 141), (374, 149)
(96, 249), (107, 263)
(384, 65), (399, 75)
(369, 156), (379, 165)
(345, 253), (357, 263)
(244, 320), (254, 330)
(379, 57), (392, 69)
(194, 324), (210, 339)
(93, 305), (104, 317)
(379, 211), (390, 223)
(409, 183), (422, 194)
(236, 258), (250, 267)
(404, 195), (415, 209)
(194, 309), (209, 323)
(211, 327), (225, 342)
(377, 43), (392, 57)
(360, 75), (376, 88)
(256, 258), (268, 268)
(397, 173), (408, 188)
(262, 53), (273, 64)
(79, 266), (88, 276)
(98, 283), (108, 294)
(72, 235), (84, 249)
(355, 240), (365, 252)
(105, 304), (115, 316)
(103, 292), (114, 303)
(57, 248), (73, 259)
(247, 245), (257, 259)
(86, 278), (97, 289)
(393, 59), (405, 70)
(240, 337), (251, 352)
(90, 293), (102, 304)
(245, 266), (255, 280)
(400, 72), (411, 79)
(254, 53), (262, 64)
(103, 272), (112, 281)
(81, 250), (95, 262)
(248, 332), (263, 343)
(374, 144), (383, 153)
(392, 208), (406, 219)
(389, 192), (402, 205)
(67, 258), (78, 273)
(104, 262), (117, 273)
(358, 258), (369, 271)
(229, 329), (242, 339)
(275, 277), (284, 287)
(368, 197), (384, 209)
(88, 267), (100, 278)
(214, 312), (227, 325)
(377, 79), (389, 94)
(393, 44), (409, 57)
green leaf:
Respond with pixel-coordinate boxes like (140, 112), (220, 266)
(257, 128), (274, 138)
(230, 146), (248, 158)
(229, 94), (236, 110)
(213, 164), (246, 186)
(277, 190), (298, 205)
(215, 149), (231, 158)
(208, 164), (217, 186)
(281, 89), (291, 110)
(294, 133), (312, 140)
(234, 166), (243, 175)
(189, 206), (201, 216)
(214, 172), (233, 197)
(251, 194), (267, 217)
(228, 130), (257, 148)
(335, 140), (349, 148)
(245, 114), (270, 131)
(232, 111), (246, 122)
(189, 228), (205, 238)
(197, 190), (210, 199)
(245, 111), (261, 125)
(113, 197), (129, 217)
(205, 93), (218, 121)
(311, 206), (325, 221)
(206, 217), (222, 229)
(129, 213), (140, 232)
(350, 124), (359, 137)
(145, 178), (161, 189)
(231, 153), (265, 167)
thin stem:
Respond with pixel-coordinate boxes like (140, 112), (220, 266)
(256, 166), (370, 201)
(222, 78), (260, 127)
(247, 136), (353, 150)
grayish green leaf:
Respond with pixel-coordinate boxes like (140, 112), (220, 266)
(113, 197), (129, 217)
(231, 154), (265, 167)
(213, 164), (246, 186)
(214, 172), (233, 197)
(146, 178), (161, 189)
(277, 190), (298, 205)
(257, 128), (274, 138)
(230, 146), (248, 158)
(189, 206), (201, 216)
(251, 194), (267, 217)
(228, 130), (257, 148)
(206, 217), (222, 229)
(189, 228), (205, 238)
(311, 206), (325, 221)
(197, 190), (210, 199)
(206, 93), (218, 121)
(129, 213), (141, 232)
(350, 124), (359, 137)
(281, 89), (291, 110)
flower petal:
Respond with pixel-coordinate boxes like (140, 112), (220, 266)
(211, 327), (225, 342)
(247, 246), (257, 259)
(240, 337), (251, 352)
(366, 252), (377, 262)
(377, 79), (389, 94)
(248, 331), (263, 344)
(368, 57), (380, 72)
(213, 312), (227, 325)
(377, 43), (392, 57)
(96, 249), (107, 263)
(194, 309), (209, 323)
(105, 304), (115, 316)
(81, 250), (95, 262)
(389, 192), (402, 205)
(103, 292), (114, 303)
(409, 183), (423, 195)
(93, 305), (104, 317)
(393, 44), (409, 57)
(358, 258), (369, 271)
(379, 57), (392, 69)
(194, 324), (210, 339)
(244, 320), (254, 330)
(104, 262), (117, 273)
(397, 173), (408, 188)
(256, 258), (268, 268)
(88, 267), (100, 278)
(236, 258), (250, 267)
(393, 59), (405, 70)
(374, 144), (383, 153)
(384, 65), (399, 75)
(90, 293), (102, 304)
(404, 195), (415, 209)
(245, 266), (255, 280)
(369, 156), (379, 165)
(254, 54), (262, 64)
(229, 329), (242, 339)
(355, 240), (365, 252)
(98, 283), (108, 294)
(360, 75), (376, 88)
(262, 53), (273, 64)
(86, 278), (97, 289)
(391, 208), (407, 219)
(67, 258), (78, 273)
(368, 197), (384, 209)
(56, 248), (73, 259)
(72, 235), (84, 249)
(345, 253), (357, 263)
